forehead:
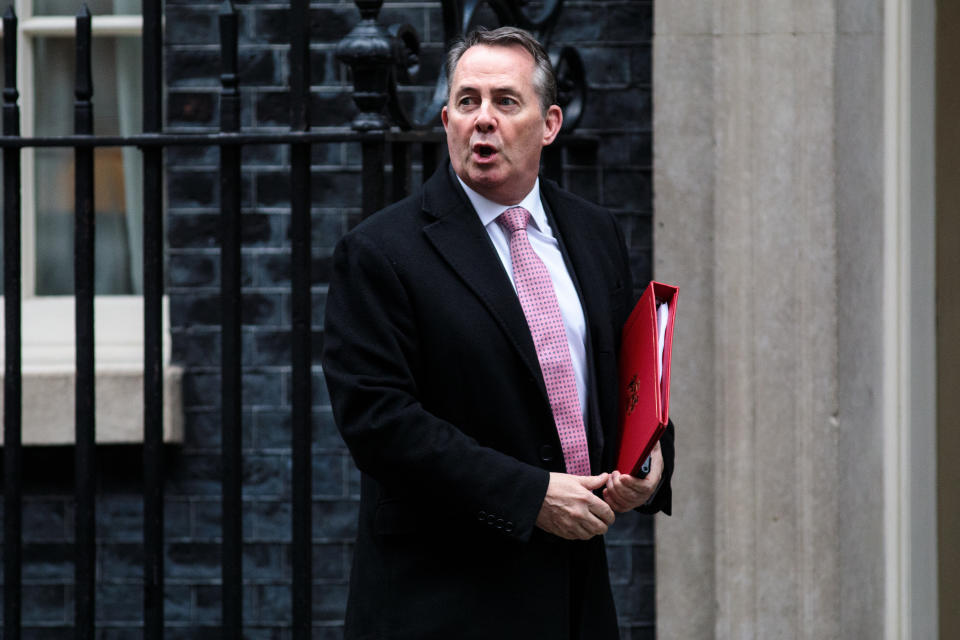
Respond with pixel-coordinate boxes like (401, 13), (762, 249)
(451, 44), (537, 90)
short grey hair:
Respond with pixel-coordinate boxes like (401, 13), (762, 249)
(445, 26), (557, 115)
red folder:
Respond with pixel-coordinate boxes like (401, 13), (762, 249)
(615, 281), (678, 476)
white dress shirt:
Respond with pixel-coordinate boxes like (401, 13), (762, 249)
(456, 176), (589, 420)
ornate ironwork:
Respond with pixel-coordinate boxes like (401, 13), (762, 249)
(338, 0), (587, 132)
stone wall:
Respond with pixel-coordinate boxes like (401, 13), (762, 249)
(654, 1), (888, 637)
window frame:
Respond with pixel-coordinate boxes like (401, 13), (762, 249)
(0, 2), (181, 444)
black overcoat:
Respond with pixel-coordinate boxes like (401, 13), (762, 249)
(321, 164), (674, 639)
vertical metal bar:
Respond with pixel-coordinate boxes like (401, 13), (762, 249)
(288, 0), (313, 636)
(391, 141), (410, 202)
(2, 8), (22, 640)
(141, 1), (165, 638)
(421, 141), (439, 184)
(218, 2), (243, 637)
(73, 5), (96, 640)
(361, 140), (386, 217)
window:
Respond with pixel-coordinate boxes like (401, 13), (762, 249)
(0, 0), (182, 445)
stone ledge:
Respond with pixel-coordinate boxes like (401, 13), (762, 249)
(0, 366), (184, 445)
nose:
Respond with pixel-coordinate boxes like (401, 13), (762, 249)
(474, 101), (496, 133)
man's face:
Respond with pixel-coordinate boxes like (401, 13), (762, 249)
(442, 44), (562, 205)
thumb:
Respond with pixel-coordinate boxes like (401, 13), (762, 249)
(576, 473), (609, 490)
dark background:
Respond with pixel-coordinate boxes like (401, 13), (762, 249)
(1, 1), (654, 638)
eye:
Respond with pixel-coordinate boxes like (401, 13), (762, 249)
(458, 96), (476, 107)
(497, 96), (517, 106)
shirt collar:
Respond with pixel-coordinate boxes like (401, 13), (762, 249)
(455, 175), (547, 232)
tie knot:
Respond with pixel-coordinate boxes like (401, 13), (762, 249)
(497, 206), (531, 234)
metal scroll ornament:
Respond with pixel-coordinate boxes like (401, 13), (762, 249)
(337, 0), (587, 133)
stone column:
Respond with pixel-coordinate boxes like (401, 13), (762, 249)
(654, 1), (886, 637)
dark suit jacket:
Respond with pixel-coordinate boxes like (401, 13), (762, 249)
(322, 164), (674, 639)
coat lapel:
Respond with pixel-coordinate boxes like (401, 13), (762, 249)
(420, 168), (549, 401)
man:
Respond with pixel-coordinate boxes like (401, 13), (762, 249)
(322, 27), (674, 639)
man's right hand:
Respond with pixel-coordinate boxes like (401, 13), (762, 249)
(535, 472), (616, 540)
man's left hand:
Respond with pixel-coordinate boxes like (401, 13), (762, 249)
(602, 441), (664, 512)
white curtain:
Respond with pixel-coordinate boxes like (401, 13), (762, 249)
(115, 0), (143, 295)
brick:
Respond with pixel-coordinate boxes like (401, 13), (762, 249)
(22, 585), (66, 624)
(166, 542), (221, 579)
(247, 500), (291, 542)
(257, 584), (292, 624)
(312, 500), (358, 541)
(166, 48), (222, 88)
(23, 499), (67, 542)
(311, 542), (346, 581)
(612, 580), (655, 624)
(312, 582), (348, 621)
(96, 583), (142, 622)
(606, 543), (632, 585)
(242, 454), (287, 497)
(167, 453), (223, 497)
(312, 452), (344, 498)
(309, 92), (358, 127)
(631, 44), (653, 86)
(251, 329), (291, 367)
(603, 169), (653, 210)
(243, 543), (285, 580)
(165, 6), (219, 47)
(308, 6), (359, 41)
(314, 407), (346, 450)
(167, 144), (219, 166)
(557, 2), (653, 42)
(605, 510), (654, 544)
(96, 496), (143, 541)
(166, 499), (193, 542)
(22, 543), (72, 580)
(191, 499), (224, 541)
(169, 252), (219, 288)
(241, 143), (286, 167)
(100, 543), (143, 580)
(580, 87), (652, 132)
(168, 170), (217, 208)
(632, 543), (655, 577)
(168, 213), (220, 250)
(165, 584), (193, 622)
(580, 46), (632, 86)
(167, 91), (217, 127)
(171, 291), (284, 328)
(600, 132), (652, 167)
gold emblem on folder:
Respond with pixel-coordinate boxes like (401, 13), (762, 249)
(626, 374), (640, 415)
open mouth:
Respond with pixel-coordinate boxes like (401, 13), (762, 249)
(472, 143), (498, 159)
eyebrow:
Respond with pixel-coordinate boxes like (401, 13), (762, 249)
(453, 85), (522, 97)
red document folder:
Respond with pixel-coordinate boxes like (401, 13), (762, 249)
(615, 281), (678, 476)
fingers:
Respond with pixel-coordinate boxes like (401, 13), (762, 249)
(576, 473), (609, 491)
(588, 493), (616, 526)
(602, 460), (662, 512)
(535, 472), (617, 540)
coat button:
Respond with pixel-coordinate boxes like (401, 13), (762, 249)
(495, 518), (504, 529)
(539, 445), (555, 463)
(477, 510), (486, 520)
(504, 521), (514, 533)
(486, 514), (496, 526)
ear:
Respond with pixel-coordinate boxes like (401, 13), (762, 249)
(541, 104), (563, 147)
(441, 105), (449, 131)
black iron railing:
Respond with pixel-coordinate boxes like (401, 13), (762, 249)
(0, 1), (594, 638)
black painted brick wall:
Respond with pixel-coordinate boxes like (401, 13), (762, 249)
(1, 1), (654, 638)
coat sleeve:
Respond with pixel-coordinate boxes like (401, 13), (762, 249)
(321, 228), (551, 543)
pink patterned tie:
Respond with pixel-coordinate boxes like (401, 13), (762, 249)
(497, 206), (591, 476)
